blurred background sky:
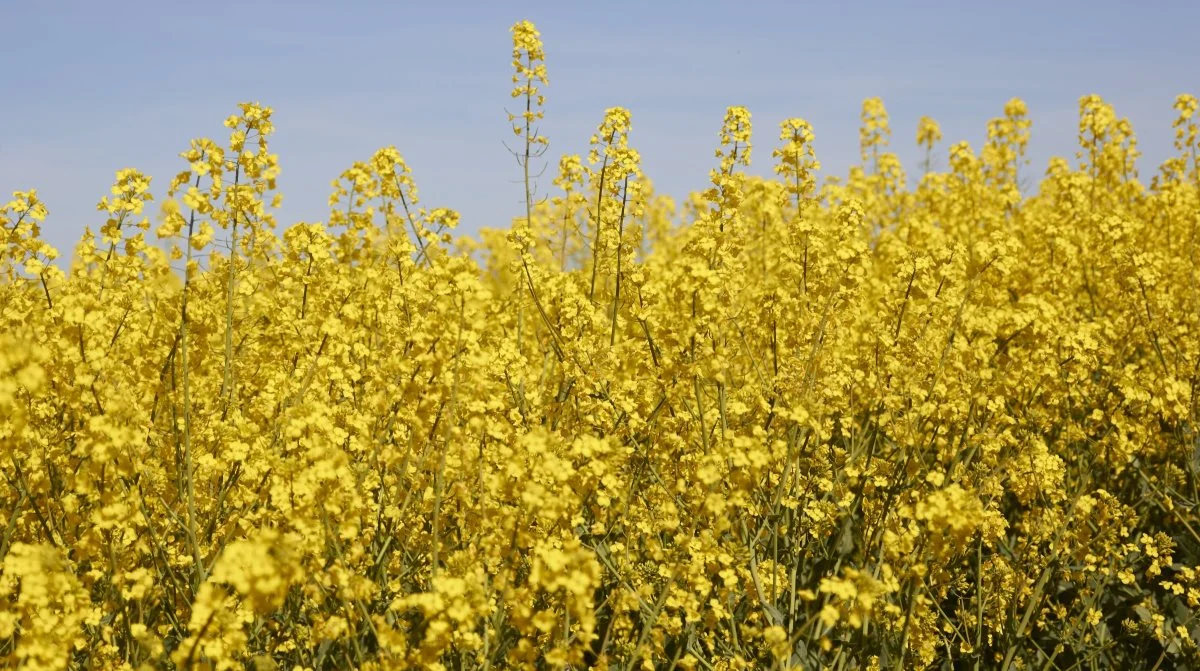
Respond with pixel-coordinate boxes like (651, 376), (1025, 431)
(3, 0), (1197, 260)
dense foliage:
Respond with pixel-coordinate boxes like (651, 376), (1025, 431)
(3, 19), (1200, 671)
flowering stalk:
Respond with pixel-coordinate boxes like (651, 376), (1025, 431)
(508, 20), (563, 361)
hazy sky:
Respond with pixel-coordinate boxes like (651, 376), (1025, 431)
(3, 0), (1197, 259)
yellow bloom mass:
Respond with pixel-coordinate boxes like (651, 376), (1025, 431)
(0, 18), (1198, 671)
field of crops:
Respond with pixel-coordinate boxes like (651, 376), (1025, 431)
(2, 19), (1200, 670)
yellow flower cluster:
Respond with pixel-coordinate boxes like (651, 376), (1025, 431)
(2, 18), (1200, 670)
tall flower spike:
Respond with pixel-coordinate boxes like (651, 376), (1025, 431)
(859, 97), (891, 166)
(716, 106), (753, 174)
(916, 116), (942, 175)
(916, 116), (943, 152)
(586, 107), (638, 302)
(704, 106), (752, 221)
(509, 20), (548, 146)
(774, 117), (820, 209)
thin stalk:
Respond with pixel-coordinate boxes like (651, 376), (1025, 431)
(609, 174), (630, 346)
(221, 163), (241, 416)
(179, 172), (206, 588)
(589, 130), (616, 302)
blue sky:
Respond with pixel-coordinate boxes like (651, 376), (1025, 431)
(3, 0), (1197, 259)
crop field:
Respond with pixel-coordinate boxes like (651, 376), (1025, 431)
(2, 19), (1200, 671)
